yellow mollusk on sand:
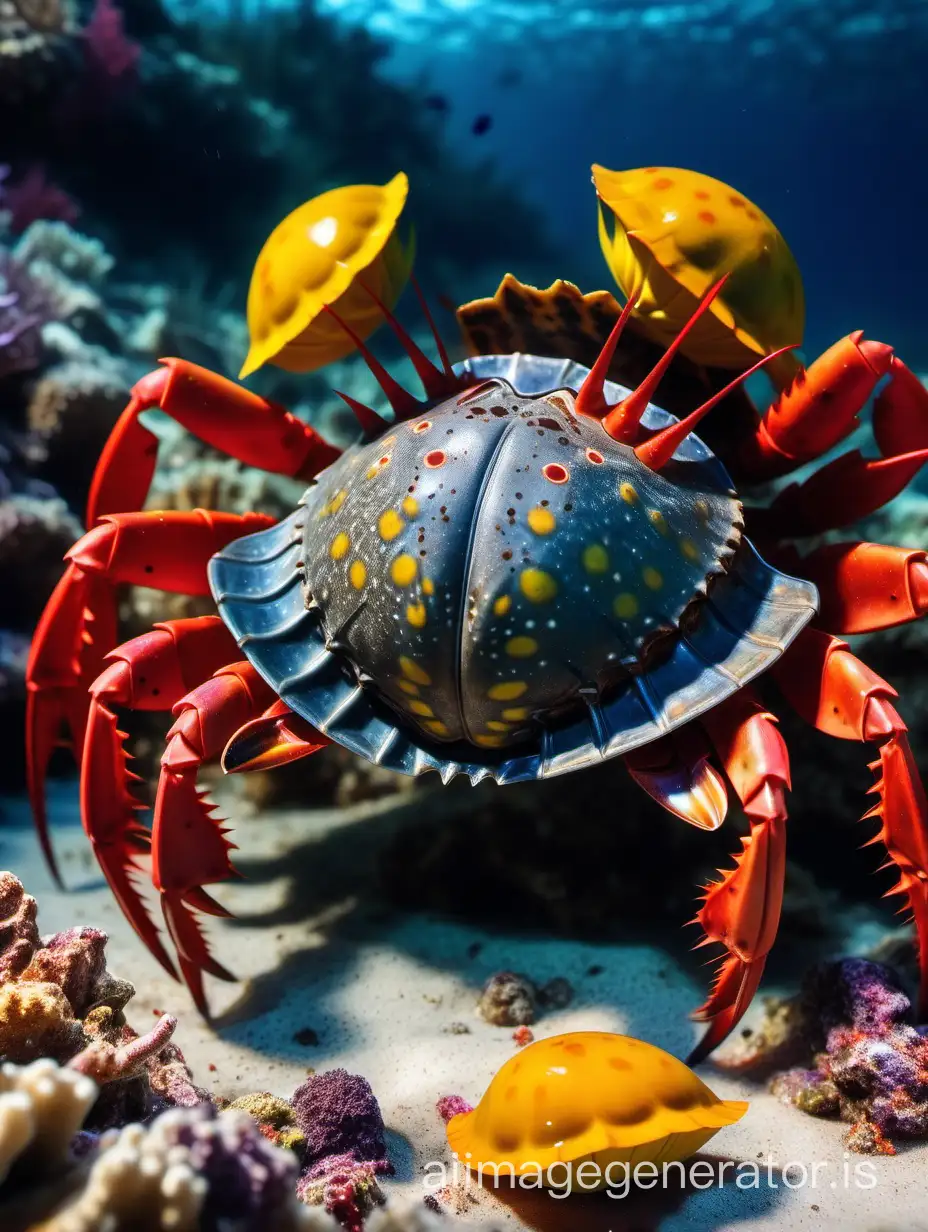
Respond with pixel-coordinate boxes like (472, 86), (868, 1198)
(240, 171), (414, 378)
(446, 1031), (747, 1192)
(593, 164), (805, 381)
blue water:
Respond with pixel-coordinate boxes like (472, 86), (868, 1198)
(295, 0), (928, 370)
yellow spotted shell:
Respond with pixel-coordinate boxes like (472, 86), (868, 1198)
(240, 172), (414, 378)
(593, 164), (804, 381)
(446, 1032), (747, 1188)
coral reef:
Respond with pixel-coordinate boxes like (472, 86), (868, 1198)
(0, 872), (208, 1128)
(727, 957), (928, 1154)
(0, 1065), (340, 1231)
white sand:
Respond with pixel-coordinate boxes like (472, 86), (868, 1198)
(2, 779), (926, 1232)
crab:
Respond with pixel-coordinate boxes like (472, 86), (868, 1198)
(25, 195), (928, 1065)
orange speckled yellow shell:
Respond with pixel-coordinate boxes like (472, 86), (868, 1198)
(446, 1032), (747, 1188)
(593, 164), (804, 375)
(240, 172), (414, 378)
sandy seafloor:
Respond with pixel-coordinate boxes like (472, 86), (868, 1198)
(2, 778), (927, 1232)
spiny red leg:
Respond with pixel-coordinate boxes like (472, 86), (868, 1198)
(748, 446), (928, 540)
(26, 571), (117, 886)
(782, 541), (928, 634)
(26, 510), (272, 881)
(88, 359), (341, 524)
(153, 664), (327, 1015)
(687, 690), (791, 1064)
(773, 628), (928, 1016)
(624, 724), (728, 832)
(872, 355), (928, 459)
(80, 616), (240, 979)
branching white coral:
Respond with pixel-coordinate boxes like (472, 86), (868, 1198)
(0, 1059), (97, 1185)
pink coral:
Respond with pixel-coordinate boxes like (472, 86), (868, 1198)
(81, 0), (140, 82)
(0, 164), (79, 234)
(0, 870), (40, 980)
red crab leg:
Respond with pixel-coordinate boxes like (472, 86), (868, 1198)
(154, 665), (326, 1015)
(747, 446), (928, 540)
(731, 333), (893, 483)
(687, 690), (791, 1065)
(81, 616), (241, 978)
(26, 510), (273, 883)
(87, 359), (341, 525)
(624, 725), (728, 832)
(780, 542), (928, 634)
(773, 627), (928, 1016)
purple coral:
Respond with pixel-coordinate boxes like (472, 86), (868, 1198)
(0, 248), (48, 379)
(771, 959), (928, 1153)
(292, 1069), (392, 1229)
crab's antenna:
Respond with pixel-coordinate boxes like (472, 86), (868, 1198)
(323, 303), (421, 420)
(333, 389), (391, 438)
(634, 344), (800, 471)
(574, 293), (638, 422)
(356, 276), (460, 401)
(602, 274), (731, 443)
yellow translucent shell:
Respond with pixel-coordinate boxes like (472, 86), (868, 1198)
(446, 1032), (747, 1189)
(240, 171), (414, 378)
(593, 164), (804, 375)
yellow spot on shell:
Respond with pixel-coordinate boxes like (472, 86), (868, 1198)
(489, 681), (527, 701)
(379, 509), (404, 541)
(694, 498), (710, 523)
(502, 707), (529, 721)
(320, 488), (348, 518)
(620, 482), (638, 504)
(582, 544), (609, 574)
(409, 700), (434, 717)
(390, 554), (417, 586)
(406, 601), (427, 628)
(444, 1030), (748, 1184)
(398, 680), (419, 696)
(349, 559), (367, 589)
(487, 721), (509, 732)
(614, 593), (639, 619)
(330, 532), (350, 560)
(519, 568), (557, 604)
(648, 509), (669, 535)
(643, 566), (664, 590)
(680, 537), (701, 562)
(527, 507), (556, 535)
(493, 595), (511, 617)
(425, 719), (449, 736)
(422, 577), (435, 596)
(399, 656), (431, 685)
(506, 636), (538, 658)
(402, 496), (419, 516)
(475, 734), (505, 748)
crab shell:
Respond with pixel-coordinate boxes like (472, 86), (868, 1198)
(240, 171), (413, 378)
(210, 353), (817, 785)
(446, 1032), (748, 1186)
(593, 165), (805, 374)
